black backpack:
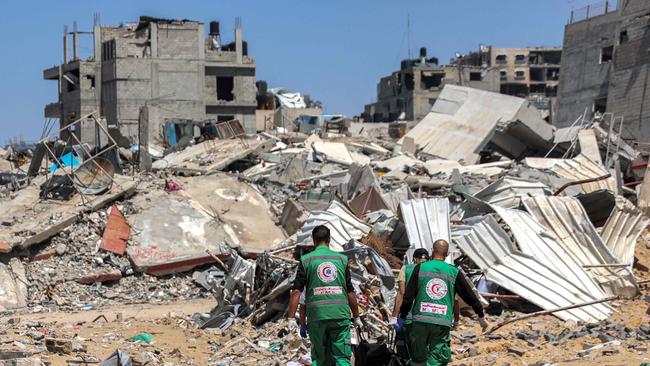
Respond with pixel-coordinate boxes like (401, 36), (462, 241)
(353, 328), (404, 366)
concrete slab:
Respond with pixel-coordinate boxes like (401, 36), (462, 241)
(126, 193), (235, 276)
(578, 129), (604, 166)
(403, 85), (553, 163)
(312, 141), (370, 166)
(152, 136), (275, 175)
(178, 174), (285, 254)
(0, 259), (28, 311)
(0, 175), (137, 252)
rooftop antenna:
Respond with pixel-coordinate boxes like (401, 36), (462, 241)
(407, 14), (412, 59)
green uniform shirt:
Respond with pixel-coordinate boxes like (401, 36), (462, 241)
(411, 260), (458, 327)
(301, 245), (350, 322)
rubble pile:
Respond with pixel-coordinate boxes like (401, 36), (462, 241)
(0, 86), (649, 364)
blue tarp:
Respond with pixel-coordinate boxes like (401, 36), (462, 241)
(49, 152), (80, 173)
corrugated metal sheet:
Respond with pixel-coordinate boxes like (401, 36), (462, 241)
(473, 177), (550, 209)
(296, 201), (371, 252)
(492, 206), (611, 299)
(454, 215), (612, 322)
(524, 154), (616, 194)
(600, 196), (649, 266)
(400, 198), (452, 260)
(523, 196), (638, 297)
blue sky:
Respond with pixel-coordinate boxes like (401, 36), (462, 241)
(0, 0), (595, 143)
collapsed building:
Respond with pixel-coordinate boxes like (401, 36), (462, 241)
(43, 16), (258, 144)
(1, 80), (649, 364)
(556, 0), (650, 142)
(363, 45), (562, 123)
(361, 48), (501, 122)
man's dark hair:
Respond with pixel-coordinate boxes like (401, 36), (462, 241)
(312, 225), (331, 245)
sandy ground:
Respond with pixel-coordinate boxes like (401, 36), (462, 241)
(3, 235), (650, 366)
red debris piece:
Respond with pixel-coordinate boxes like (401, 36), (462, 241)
(164, 179), (183, 192)
(100, 205), (130, 256)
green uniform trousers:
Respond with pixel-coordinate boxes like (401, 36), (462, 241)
(409, 322), (451, 366)
(308, 318), (351, 366)
(395, 322), (412, 363)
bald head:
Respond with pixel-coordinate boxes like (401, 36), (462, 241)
(432, 239), (449, 259)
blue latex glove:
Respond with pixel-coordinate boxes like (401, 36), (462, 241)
(394, 318), (405, 331)
(300, 324), (308, 338)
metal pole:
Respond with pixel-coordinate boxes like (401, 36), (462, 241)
(605, 113), (615, 167)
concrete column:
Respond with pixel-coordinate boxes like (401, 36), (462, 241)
(73, 32), (78, 61)
(235, 28), (243, 64)
(150, 23), (158, 58)
(138, 106), (152, 171)
(63, 25), (69, 64)
(93, 25), (102, 115)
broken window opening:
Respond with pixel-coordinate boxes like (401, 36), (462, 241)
(500, 84), (528, 98)
(217, 115), (235, 122)
(594, 97), (607, 114)
(421, 72), (444, 89)
(514, 70), (525, 80)
(515, 54), (526, 64)
(216, 76), (235, 101)
(499, 70), (507, 81)
(620, 30), (628, 45)
(469, 72), (482, 81)
(545, 85), (557, 97)
(404, 73), (414, 90)
(529, 84), (546, 94)
(600, 46), (613, 64)
(546, 68), (560, 81)
(530, 68), (545, 82)
(428, 98), (436, 107)
(86, 75), (95, 89)
(495, 54), (507, 64)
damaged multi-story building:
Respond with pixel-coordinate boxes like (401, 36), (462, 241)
(362, 48), (500, 122)
(43, 16), (258, 145)
(556, 0), (650, 142)
(363, 45), (561, 123)
(457, 45), (562, 118)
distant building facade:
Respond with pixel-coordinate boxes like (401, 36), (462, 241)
(363, 45), (561, 123)
(460, 45), (562, 117)
(362, 48), (500, 122)
(44, 16), (258, 144)
(556, 0), (650, 142)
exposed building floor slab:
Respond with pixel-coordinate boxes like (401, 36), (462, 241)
(177, 174), (285, 254)
(0, 175), (137, 252)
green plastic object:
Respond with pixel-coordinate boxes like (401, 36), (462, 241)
(127, 332), (153, 344)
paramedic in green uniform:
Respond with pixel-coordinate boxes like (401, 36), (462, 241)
(398, 240), (488, 366)
(391, 248), (431, 363)
(287, 225), (363, 366)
